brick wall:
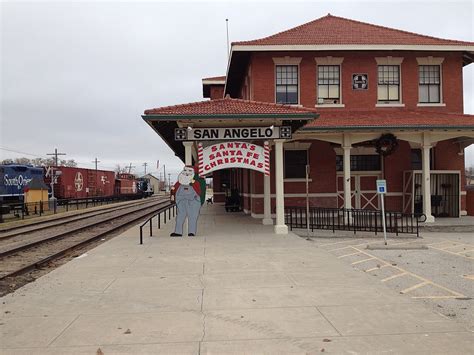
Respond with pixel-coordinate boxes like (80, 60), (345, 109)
(210, 85), (224, 100)
(249, 51), (464, 112)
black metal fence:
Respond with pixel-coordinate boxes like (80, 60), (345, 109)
(0, 194), (148, 223)
(139, 203), (176, 244)
(285, 206), (426, 237)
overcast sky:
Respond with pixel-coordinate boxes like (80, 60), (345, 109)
(1, 0), (473, 180)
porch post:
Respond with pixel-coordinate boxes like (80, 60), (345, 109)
(183, 141), (193, 166)
(342, 134), (352, 210)
(422, 133), (435, 222)
(262, 173), (273, 225)
(274, 139), (288, 234)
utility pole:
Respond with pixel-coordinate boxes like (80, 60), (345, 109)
(168, 173), (171, 190)
(47, 148), (66, 167)
(143, 162), (148, 175)
(92, 158), (100, 196)
(163, 164), (166, 191)
(92, 157), (100, 171)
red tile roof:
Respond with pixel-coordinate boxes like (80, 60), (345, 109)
(234, 14), (474, 47)
(202, 75), (226, 82)
(304, 110), (474, 130)
(144, 97), (319, 116)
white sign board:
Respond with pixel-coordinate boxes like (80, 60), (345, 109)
(175, 126), (292, 141)
(376, 179), (387, 194)
(198, 141), (270, 176)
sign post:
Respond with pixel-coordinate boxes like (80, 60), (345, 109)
(306, 164), (310, 238)
(376, 179), (388, 245)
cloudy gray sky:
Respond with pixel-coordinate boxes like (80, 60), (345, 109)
(1, 0), (473, 180)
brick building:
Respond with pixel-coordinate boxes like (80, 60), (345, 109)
(143, 14), (474, 233)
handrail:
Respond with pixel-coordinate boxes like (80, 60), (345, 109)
(285, 206), (426, 237)
(139, 202), (176, 244)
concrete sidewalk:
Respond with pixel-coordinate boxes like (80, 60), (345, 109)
(1, 204), (472, 354)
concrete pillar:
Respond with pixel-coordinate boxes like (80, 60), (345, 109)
(183, 142), (193, 166)
(342, 135), (352, 210)
(422, 133), (435, 223)
(262, 173), (273, 225)
(274, 139), (288, 234)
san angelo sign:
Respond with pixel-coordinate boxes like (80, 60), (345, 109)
(174, 126), (287, 176)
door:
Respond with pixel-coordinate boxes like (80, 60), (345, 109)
(337, 174), (380, 210)
(357, 174), (380, 210)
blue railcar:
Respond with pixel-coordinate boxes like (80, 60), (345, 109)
(0, 164), (45, 202)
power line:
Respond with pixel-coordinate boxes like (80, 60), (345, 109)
(0, 146), (45, 158)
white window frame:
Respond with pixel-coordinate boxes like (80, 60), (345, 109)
(375, 57), (405, 107)
(315, 57), (345, 108)
(416, 57), (445, 107)
(273, 57), (302, 106)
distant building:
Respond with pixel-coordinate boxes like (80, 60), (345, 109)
(143, 173), (163, 193)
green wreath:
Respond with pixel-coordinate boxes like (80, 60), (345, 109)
(375, 133), (399, 157)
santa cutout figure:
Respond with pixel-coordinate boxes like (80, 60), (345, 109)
(170, 166), (206, 237)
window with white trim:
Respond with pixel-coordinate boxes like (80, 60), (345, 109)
(276, 65), (298, 104)
(377, 65), (400, 102)
(418, 65), (440, 103)
(284, 149), (307, 178)
(317, 65), (340, 104)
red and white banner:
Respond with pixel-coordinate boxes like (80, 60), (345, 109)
(198, 141), (270, 176)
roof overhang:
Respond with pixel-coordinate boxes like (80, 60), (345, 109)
(142, 112), (318, 162)
(301, 125), (474, 132)
(231, 44), (474, 52)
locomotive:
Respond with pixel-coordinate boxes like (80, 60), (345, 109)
(0, 165), (44, 202)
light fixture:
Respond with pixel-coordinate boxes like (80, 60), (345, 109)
(187, 126), (193, 131)
(269, 125), (274, 130)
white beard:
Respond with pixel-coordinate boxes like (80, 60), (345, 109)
(178, 171), (194, 185)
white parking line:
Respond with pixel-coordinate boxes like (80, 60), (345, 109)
(352, 257), (375, 265)
(382, 272), (407, 282)
(400, 281), (430, 294)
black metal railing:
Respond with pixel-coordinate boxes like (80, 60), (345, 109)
(285, 206), (426, 237)
(0, 194), (149, 223)
(139, 203), (176, 244)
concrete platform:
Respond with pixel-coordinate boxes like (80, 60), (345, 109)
(1, 204), (472, 354)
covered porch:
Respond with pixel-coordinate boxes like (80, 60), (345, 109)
(142, 97), (319, 234)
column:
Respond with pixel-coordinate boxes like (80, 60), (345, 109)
(342, 135), (352, 210)
(262, 173), (272, 225)
(183, 141), (193, 166)
(422, 134), (435, 222)
(274, 139), (288, 234)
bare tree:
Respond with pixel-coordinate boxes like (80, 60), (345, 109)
(1, 157), (77, 167)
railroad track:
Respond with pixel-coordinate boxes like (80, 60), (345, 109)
(0, 199), (175, 280)
(0, 196), (167, 240)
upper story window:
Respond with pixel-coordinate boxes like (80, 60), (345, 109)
(377, 65), (400, 102)
(419, 65), (441, 103)
(416, 57), (444, 106)
(317, 65), (340, 104)
(275, 65), (298, 104)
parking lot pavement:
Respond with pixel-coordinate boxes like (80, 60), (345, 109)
(306, 231), (474, 330)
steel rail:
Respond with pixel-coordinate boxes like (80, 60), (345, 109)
(0, 200), (171, 258)
(0, 202), (174, 280)
(0, 196), (167, 237)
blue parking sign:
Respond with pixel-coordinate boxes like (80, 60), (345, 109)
(376, 179), (387, 194)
